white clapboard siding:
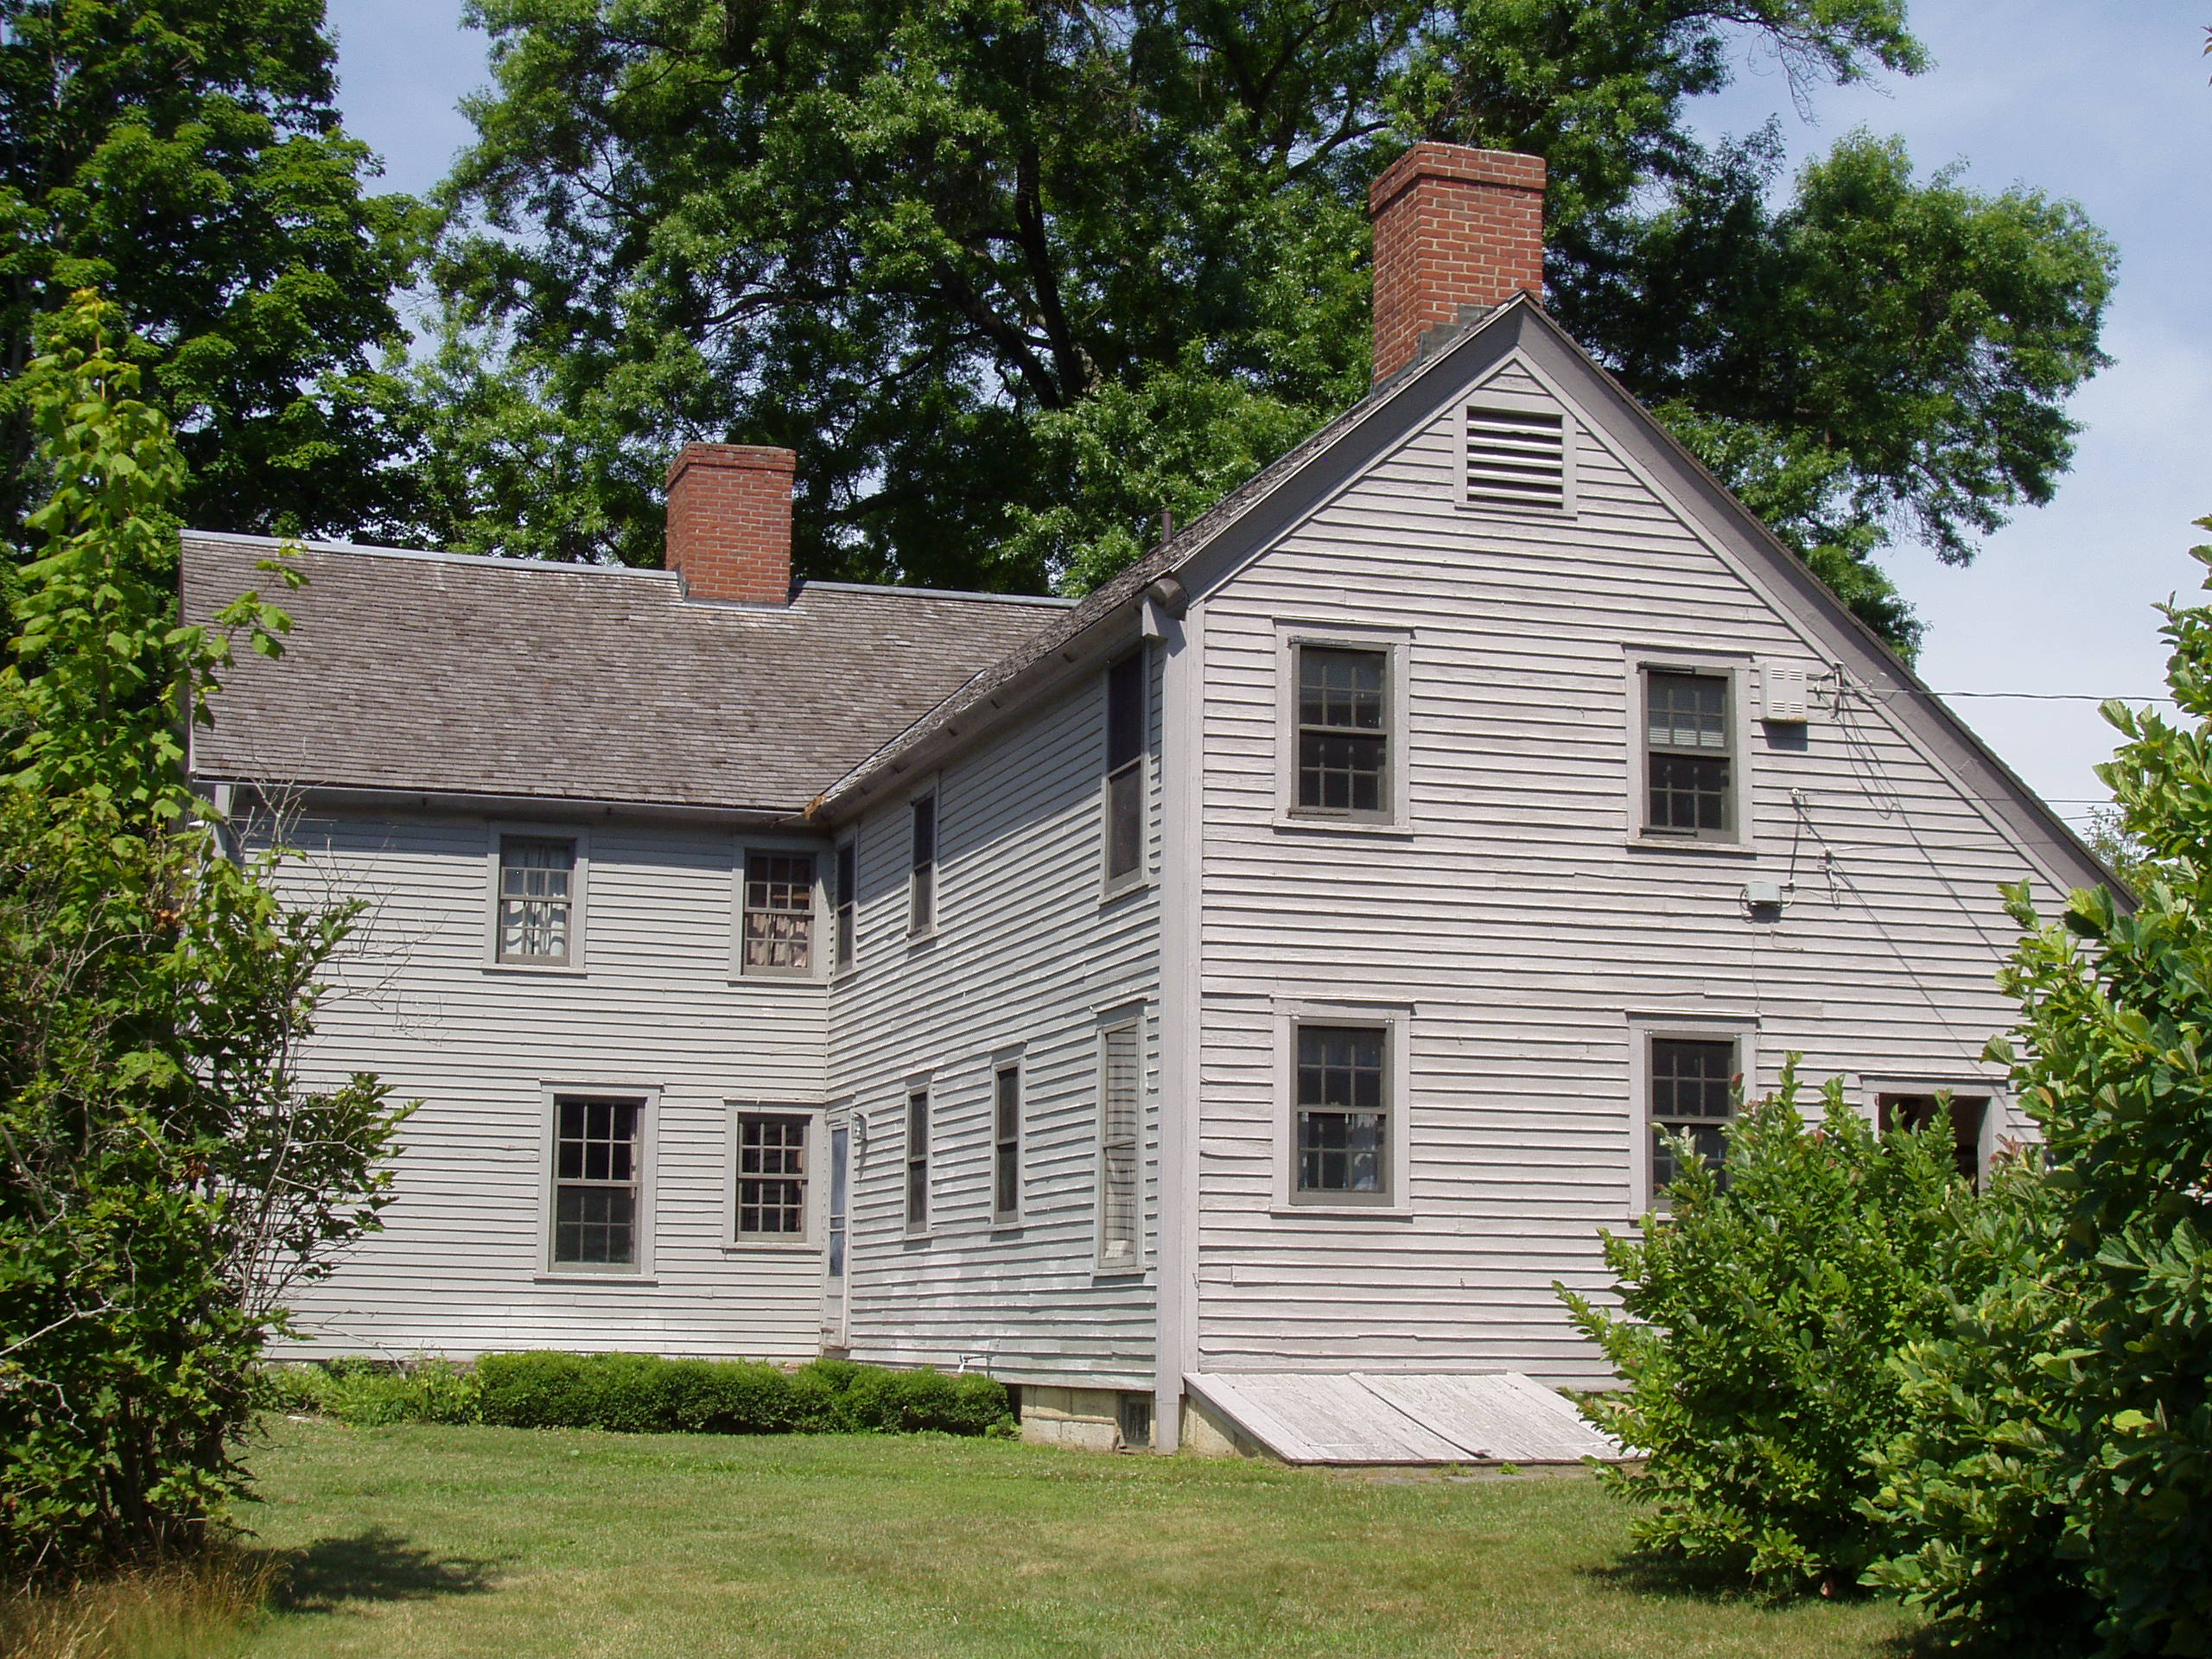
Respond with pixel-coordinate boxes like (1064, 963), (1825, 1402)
(1190, 356), (2072, 1388)
(252, 810), (832, 1362)
(826, 651), (1164, 1388)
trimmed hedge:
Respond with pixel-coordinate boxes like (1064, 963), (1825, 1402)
(271, 1351), (1013, 1437)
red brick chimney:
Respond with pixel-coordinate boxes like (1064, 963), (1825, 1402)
(664, 443), (797, 606)
(1368, 143), (1547, 383)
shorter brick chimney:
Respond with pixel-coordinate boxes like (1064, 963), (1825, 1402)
(664, 443), (797, 606)
(1368, 143), (1546, 383)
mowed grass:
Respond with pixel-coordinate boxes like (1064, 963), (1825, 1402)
(234, 1421), (1918, 1659)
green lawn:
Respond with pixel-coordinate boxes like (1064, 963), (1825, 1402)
(233, 1421), (1920, 1658)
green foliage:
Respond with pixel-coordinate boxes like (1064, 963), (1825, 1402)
(0, 0), (426, 543)
(416, 0), (2110, 649)
(261, 1358), (483, 1429)
(1560, 1065), (1979, 1590)
(1865, 526), (2212, 1656)
(471, 1351), (1013, 1438)
(1560, 126), (2113, 652)
(0, 295), (407, 1570)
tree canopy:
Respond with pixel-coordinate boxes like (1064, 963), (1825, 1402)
(0, 0), (424, 544)
(416, 0), (2115, 651)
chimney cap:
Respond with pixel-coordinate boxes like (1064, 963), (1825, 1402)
(1368, 143), (1547, 219)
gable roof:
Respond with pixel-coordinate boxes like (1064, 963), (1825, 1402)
(814, 295), (2112, 896)
(181, 532), (1071, 817)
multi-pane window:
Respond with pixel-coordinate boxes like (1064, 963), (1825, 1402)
(834, 842), (857, 970)
(904, 1090), (930, 1234)
(1296, 646), (1389, 817)
(993, 1065), (1022, 1224)
(1104, 653), (1145, 884)
(552, 1096), (641, 1267)
(1645, 671), (1733, 837)
(1294, 1025), (1389, 1202)
(1649, 1037), (1738, 1207)
(741, 851), (816, 976)
(1879, 1093), (1992, 1189)
(498, 836), (575, 963)
(735, 1112), (809, 1238)
(1097, 1024), (1141, 1268)
(909, 795), (937, 932)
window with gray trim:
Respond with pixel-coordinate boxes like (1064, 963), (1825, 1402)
(904, 1090), (930, 1234)
(552, 1096), (641, 1266)
(834, 841), (857, 970)
(1878, 1092), (1991, 1190)
(992, 1065), (1022, 1224)
(1294, 1024), (1390, 1202)
(909, 795), (937, 932)
(741, 851), (817, 976)
(498, 836), (575, 962)
(1649, 1036), (1738, 1206)
(735, 1112), (809, 1238)
(1097, 1024), (1141, 1266)
(1105, 653), (1145, 884)
(1295, 646), (1389, 817)
(1644, 670), (1733, 837)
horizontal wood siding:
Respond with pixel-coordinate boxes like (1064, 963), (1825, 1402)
(828, 652), (1164, 1388)
(251, 809), (831, 1361)
(1193, 370), (2071, 1386)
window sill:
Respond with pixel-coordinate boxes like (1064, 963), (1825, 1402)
(1271, 817), (1414, 839)
(484, 961), (589, 978)
(727, 973), (830, 989)
(990, 1220), (1025, 1234)
(722, 1240), (820, 1255)
(906, 929), (938, 950)
(1625, 835), (1758, 858)
(1268, 1205), (1414, 1221)
(534, 1272), (657, 1285)
(1099, 875), (1151, 906)
(1092, 1263), (1147, 1280)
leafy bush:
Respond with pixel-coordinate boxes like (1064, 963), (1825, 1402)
(1560, 1065), (1980, 1590)
(0, 299), (404, 1571)
(261, 1359), (481, 1429)
(472, 1351), (1012, 1437)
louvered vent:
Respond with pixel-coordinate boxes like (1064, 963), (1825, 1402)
(1465, 407), (1567, 510)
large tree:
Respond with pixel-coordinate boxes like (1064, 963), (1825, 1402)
(423, 0), (2114, 650)
(0, 0), (424, 544)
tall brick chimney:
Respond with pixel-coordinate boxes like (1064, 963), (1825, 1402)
(664, 443), (797, 606)
(1368, 143), (1547, 383)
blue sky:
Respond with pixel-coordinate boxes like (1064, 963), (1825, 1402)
(325, 0), (2212, 824)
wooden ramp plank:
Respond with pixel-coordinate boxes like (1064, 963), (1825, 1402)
(1186, 1371), (1629, 1466)
(1185, 1373), (1469, 1464)
(1354, 1373), (1625, 1464)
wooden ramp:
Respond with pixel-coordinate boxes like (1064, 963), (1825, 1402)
(1185, 1371), (1626, 1466)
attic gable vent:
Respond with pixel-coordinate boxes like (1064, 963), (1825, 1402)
(1464, 406), (1569, 512)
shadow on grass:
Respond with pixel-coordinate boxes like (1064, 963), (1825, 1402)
(1580, 1551), (1789, 1605)
(266, 1529), (501, 1614)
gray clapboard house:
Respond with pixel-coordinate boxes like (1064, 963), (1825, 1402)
(183, 143), (2102, 1462)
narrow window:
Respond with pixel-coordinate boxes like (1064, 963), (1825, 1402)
(1878, 1093), (1992, 1190)
(909, 794), (937, 932)
(834, 841), (857, 970)
(498, 836), (575, 963)
(735, 1112), (809, 1238)
(904, 1090), (930, 1234)
(1098, 1024), (1141, 1267)
(1649, 1037), (1738, 1208)
(1645, 671), (1733, 838)
(992, 1065), (1022, 1224)
(1295, 646), (1389, 817)
(1104, 652), (1145, 884)
(552, 1096), (642, 1267)
(741, 851), (817, 976)
(1294, 1025), (1389, 1203)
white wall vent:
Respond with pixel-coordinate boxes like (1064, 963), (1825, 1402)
(1761, 665), (1810, 723)
(1464, 405), (1569, 511)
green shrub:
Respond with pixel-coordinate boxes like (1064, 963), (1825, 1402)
(473, 1351), (1010, 1437)
(264, 1358), (481, 1428)
(1560, 1065), (1981, 1591)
